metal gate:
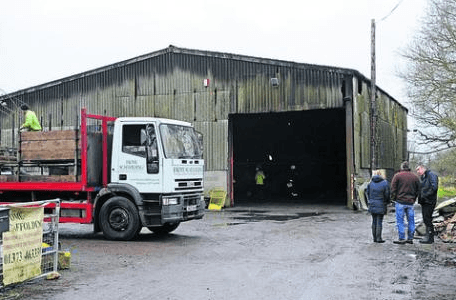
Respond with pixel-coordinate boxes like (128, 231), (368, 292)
(0, 199), (60, 287)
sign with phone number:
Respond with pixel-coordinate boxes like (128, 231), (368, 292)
(2, 206), (44, 286)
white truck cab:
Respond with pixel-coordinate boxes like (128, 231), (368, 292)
(98, 117), (205, 239)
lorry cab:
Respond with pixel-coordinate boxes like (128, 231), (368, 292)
(110, 117), (204, 195)
(99, 117), (205, 239)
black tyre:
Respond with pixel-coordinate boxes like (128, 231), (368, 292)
(147, 223), (180, 235)
(99, 196), (141, 241)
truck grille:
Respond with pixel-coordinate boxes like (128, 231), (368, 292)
(183, 193), (203, 219)
(175, 178), (203, 191)
(183, 193), (201, 206)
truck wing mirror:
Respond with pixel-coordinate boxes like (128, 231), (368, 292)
(196, 131), (204, 153)
(140, 129), (147, 146)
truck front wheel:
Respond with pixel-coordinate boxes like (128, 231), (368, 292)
(99, 196), (141, 241)
(147, 223), (180, 235)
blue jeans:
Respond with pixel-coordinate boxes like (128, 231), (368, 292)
(395, 202), (415, 240)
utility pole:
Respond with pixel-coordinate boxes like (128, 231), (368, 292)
(370, 19), (377, 173)
(369, 1), (405, 173)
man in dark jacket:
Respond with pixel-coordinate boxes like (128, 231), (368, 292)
(416, 164), (439, 244)
(391, 161), (421, 244)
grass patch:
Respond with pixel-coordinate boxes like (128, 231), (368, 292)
(437, 176), (456, 200)
(438, 186), (456, 199)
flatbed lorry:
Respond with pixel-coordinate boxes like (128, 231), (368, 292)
(0, 109), (205, 240)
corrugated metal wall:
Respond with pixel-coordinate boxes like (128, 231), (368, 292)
(352, 78), (408, 178)
(0, 46), (407, 176)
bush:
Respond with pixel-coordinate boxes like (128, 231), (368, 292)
(440, 175), (456, 186)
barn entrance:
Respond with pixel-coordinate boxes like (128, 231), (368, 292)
(230, 109), (347, 204)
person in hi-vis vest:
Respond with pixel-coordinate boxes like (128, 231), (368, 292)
(20, 104), (42, 132)
(255, 167), (266, 200)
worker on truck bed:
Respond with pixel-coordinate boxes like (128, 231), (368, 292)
(20, 104), (42, 131)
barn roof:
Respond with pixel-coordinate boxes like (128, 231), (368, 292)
(1, 45), (405, 110)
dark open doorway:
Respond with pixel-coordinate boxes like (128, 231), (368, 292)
(230, 109), (347, 204)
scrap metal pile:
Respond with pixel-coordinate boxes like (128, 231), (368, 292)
(433, 198), (456, 243)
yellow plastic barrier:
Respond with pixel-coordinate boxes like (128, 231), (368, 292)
(208, 188), (227, 211)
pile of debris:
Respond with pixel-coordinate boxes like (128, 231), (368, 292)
(432, 198), (456, 243)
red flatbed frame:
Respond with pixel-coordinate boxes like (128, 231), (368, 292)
(0, 109), (117, 223)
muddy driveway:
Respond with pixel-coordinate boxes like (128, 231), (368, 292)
(3, 203), (456, 300)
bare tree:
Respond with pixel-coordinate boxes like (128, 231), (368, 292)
(400, 0), (456, 151)
(430, 148), (456, 176)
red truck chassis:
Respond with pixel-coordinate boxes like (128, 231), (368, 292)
(0, 109), (116, 224)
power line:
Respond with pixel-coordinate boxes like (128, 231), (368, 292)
(378, 0), (406, 23)
(0, 88), (27, 111)
(410, 148), (453, 155)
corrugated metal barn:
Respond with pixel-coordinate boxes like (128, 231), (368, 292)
(0, 45), (408, 208)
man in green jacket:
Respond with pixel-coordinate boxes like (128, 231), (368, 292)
(20, 104), (42, 131)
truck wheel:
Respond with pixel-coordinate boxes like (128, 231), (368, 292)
(147, 223), (180, 235)
(99, 196), (141, 241)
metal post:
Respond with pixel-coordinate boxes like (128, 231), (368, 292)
(12, 114), (15, 148)
(53, 199), (60, 273)
(48, 113), (52, 131)
(102, 118), (109, 187)
(74, 115), (79, 178)
(370, 19), (377, 172)
(80, 109), (87, 186)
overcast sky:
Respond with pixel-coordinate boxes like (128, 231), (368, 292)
(1, 0), (426, 107)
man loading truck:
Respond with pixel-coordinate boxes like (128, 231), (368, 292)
(0, 108), (205, 240)
(20, 104), (42, 132)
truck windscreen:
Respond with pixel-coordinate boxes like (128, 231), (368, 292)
(159, 124), (203, 159)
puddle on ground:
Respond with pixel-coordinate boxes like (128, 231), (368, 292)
(210, 210), (327, 226)
(227, 210), (269, 214)
(213, 222), (247, 227)
(231, 212), (325, 223)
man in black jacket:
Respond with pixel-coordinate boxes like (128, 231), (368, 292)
(416, 164), (439, 244)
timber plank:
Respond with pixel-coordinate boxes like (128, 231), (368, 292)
(21, 149), (79, 161)
(19, 175), (78, 182)
(0, 175), (15, 182)
(21, 130), (79, 141)
(21, 140), (80, 152)
(21, 139), (81, 161)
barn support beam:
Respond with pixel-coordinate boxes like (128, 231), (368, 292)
(343, 75), (356, 209)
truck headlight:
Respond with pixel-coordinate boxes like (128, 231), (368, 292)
(163, 197), (179, 205)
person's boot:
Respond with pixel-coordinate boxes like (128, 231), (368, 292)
(429, 226), (435, 243)
(375, 226), (385, 243)
(420, 226), (433, 244)
(393, 239), (406, 244)
(420, 226), (434, 244)
(372, 225), (377, 243)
